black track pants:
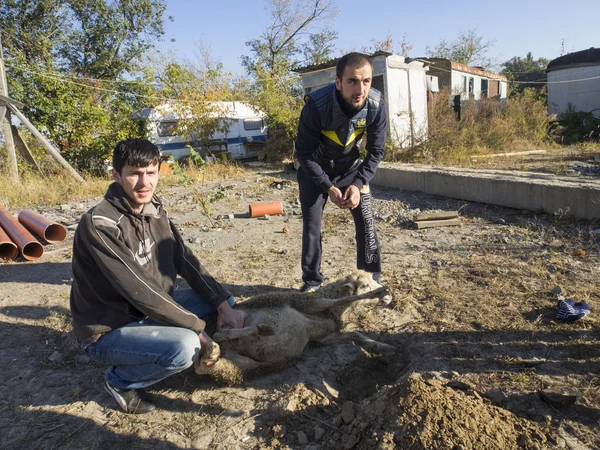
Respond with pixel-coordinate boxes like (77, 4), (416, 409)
(298, 167), (381, 286)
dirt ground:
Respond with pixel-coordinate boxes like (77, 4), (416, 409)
(1, 159), (599, 449)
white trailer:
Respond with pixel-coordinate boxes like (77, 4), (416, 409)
(136, 102), (268, 160)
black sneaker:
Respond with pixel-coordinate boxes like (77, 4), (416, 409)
(299, 283), (320, 293)
(104, 380), (156, 414)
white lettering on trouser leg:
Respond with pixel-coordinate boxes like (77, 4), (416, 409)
(360, 191), (378, 264)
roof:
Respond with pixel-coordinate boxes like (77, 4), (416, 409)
(419, 58), (507, 81)
(293, 51), (393, 74)
(547, 47), (600, 72)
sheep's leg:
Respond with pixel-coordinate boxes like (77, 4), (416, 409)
(212, 324), (275, 342)
(301, 286), (388, 313)
(318, 331), (396, 353)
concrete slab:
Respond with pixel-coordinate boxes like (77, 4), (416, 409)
(372, 163), (600, 220)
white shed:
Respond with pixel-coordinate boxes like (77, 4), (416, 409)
(547, 48), (600, 116)
(294, 52), (429, 147)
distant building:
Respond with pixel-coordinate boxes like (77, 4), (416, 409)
(547, 47), (600, 116)
(135, 102), (267, 160)
(417, 58), (508, 104)
(294, 51), (430, 147)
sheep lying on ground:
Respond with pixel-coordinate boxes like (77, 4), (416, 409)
(195, 270), (394, 385)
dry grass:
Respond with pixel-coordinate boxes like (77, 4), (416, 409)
(393, 88), (551, 165)
(0, 160), (251, 209)
(0, 170), (110, 209)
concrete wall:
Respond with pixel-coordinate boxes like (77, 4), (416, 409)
(372, 163), (600, 220)
(548, 65), (600, 115)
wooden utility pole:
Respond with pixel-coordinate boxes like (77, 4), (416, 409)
(0, 34), (19, 182)
(0, 34), (85, 183)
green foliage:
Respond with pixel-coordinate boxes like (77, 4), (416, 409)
(501, 52), (549, 96)
(425, 28), (495, 69)
(242, 0), (337, 162)
(1, 0), (167, 173)
(551, 105), (600, 143)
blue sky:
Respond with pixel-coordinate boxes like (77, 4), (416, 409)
(158, 0), (600, 73)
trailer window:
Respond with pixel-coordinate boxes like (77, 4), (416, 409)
(243, 118), (264, 131)
(158, 121), (178, 137)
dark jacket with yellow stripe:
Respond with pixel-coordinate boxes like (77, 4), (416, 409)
(295, 83), (387, 192)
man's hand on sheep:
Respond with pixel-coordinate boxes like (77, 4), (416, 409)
(342, 185), (360, 209)
(217, 301), (245, 330)
(327, 186), (344, 209)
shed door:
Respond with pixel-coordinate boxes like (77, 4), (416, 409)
(488, 80), (499, 97)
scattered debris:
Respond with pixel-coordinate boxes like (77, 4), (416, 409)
(539, 386), (582, 408)
(413, 211), (460, 229)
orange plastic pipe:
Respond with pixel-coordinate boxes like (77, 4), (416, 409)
(0, 204), (44, 261)
(0, 226), (18, 261)
(18, 210), (67, 244)
(249, 201), (283, 218)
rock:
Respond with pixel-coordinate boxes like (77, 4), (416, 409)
(539, 386), (582, 408)
(297, 431), (309, 445)
(76, 203), (86, 210)
(593, 228), (600, 236)
(273, 424), (286, 438)
(59, 204), (72, 211)
(188, 237), (202, 244)
(341, 434), (359, 449)
(285, 398), (298, 413)
(547, 264), (558, 274)
(314, 427), (325, 442)
(551, 286), (562, 295)
(517, 433), (532, 447)
(306, 446), (319, 450)
(48, 351), (64, 363)
(484, 389), (507, 405)
(446, 380), (472, 391)
(259, 214), (270, 220)
(74, 355), (91, 364)
(66, 224), (78, 231)
(332, 414), (343, 428)
(341, 401), (355, 424)
(450, 371), (460, 378)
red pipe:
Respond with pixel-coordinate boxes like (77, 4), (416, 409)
(0, 204), (44, 261)
(0, 226), (18, 261)
(249, 201), (283, 218)
(18, 210), (67, 244)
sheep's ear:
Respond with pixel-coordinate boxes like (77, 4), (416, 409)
(341, 282), (355, 291)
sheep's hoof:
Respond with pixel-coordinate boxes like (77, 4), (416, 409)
(194, 342), (221, 374)
(257, 324), (275, 336)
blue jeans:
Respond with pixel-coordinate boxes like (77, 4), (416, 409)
(85, 290), (234, 390)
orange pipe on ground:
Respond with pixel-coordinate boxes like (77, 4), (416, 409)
(249, 201), (283, 218)
(18, 210), (67, 244)
(0, 226), (18, 261)
(0, 204), (44, 261)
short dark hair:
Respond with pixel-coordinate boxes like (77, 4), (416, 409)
(336, 52), (373, 79)
(112, 138), (161, 174)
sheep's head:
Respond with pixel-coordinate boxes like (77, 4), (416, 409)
(338, 270), (393, 305)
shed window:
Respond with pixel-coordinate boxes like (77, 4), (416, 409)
(157, 121), (178, 137)
(243, 118), (264, 131)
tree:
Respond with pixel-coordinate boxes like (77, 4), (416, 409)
(0, 0), (167, 172)
(426, 28), (495, 68)
(150, 45), (250, 154)
(501, 52), (548, 76)
(242, 0), (338, 161)
(61, 0), (167, 78)
(301, 29), (338, 66)
(501, 52), (549, 95)
(242, 0), (337, 74)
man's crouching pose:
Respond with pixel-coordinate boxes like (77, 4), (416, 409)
(70, 138), (244, 414)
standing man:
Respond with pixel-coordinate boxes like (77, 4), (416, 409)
(295, 52), (387, 292)
(70, 138), (244, 414)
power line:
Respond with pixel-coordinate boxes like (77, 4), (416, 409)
(5, 66), (210, 105)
